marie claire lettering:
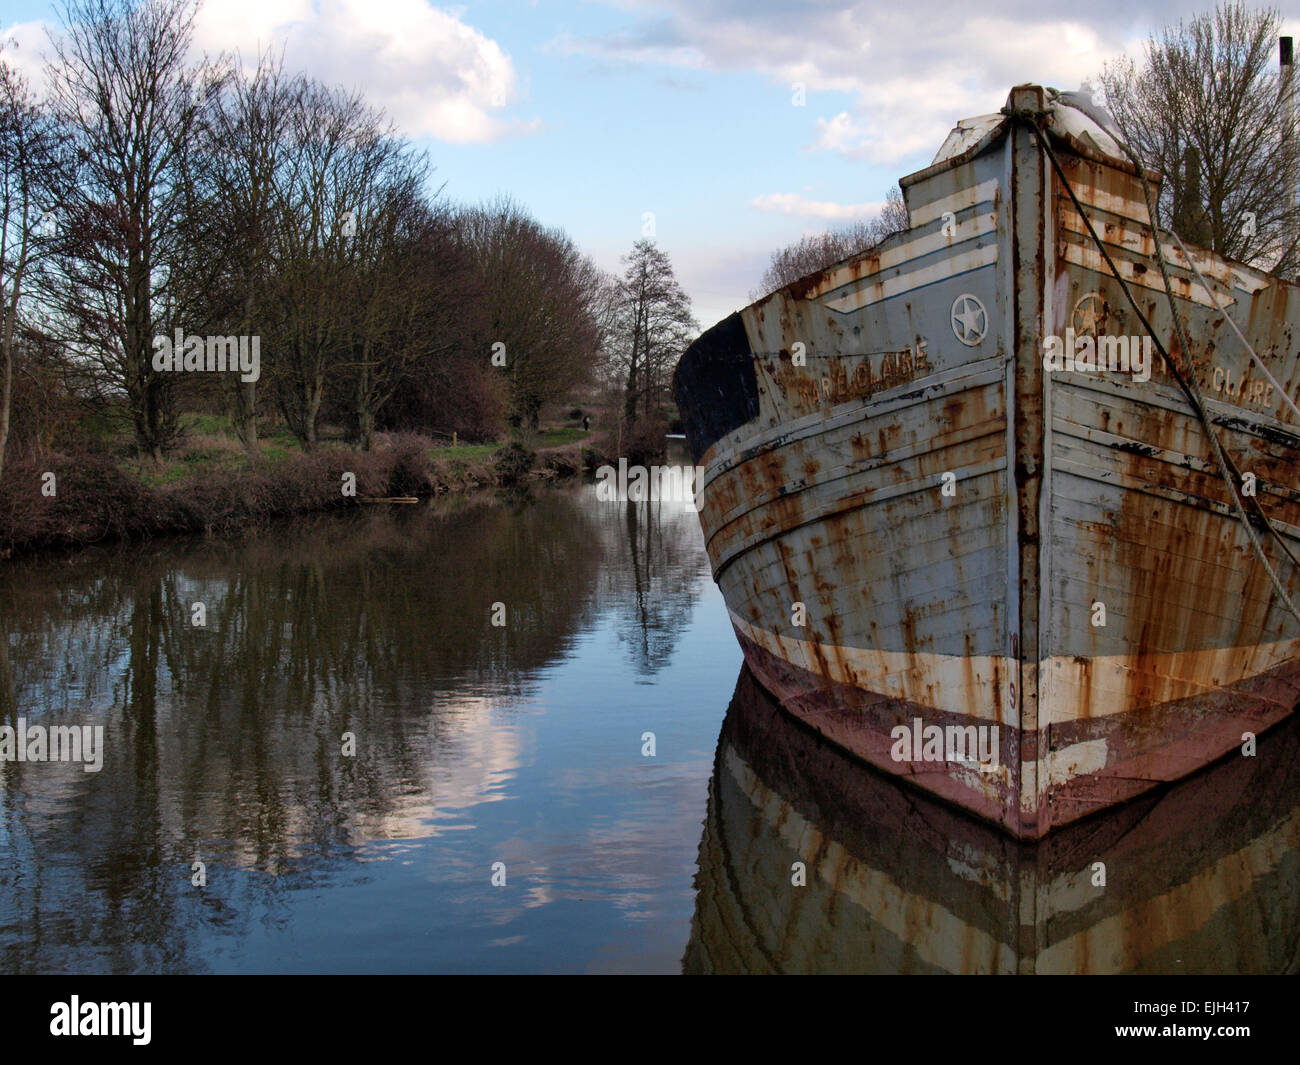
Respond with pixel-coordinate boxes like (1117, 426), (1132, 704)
(1206, 363), (1275, 411)
(779, 340), (930, 410)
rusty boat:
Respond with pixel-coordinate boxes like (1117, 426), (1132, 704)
(672, 84), (1300, 840)
(682, 666), (1300, 974)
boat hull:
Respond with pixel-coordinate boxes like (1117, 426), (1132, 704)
(682, 666), (1300, 973)
(674, 85), (1300, 838)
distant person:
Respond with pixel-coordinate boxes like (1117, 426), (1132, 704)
(583, 414), (590, 432)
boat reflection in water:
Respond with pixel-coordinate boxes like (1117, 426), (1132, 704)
(683, 667), (1300, 974)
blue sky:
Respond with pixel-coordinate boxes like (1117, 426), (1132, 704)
(5, 0), (1298, 327)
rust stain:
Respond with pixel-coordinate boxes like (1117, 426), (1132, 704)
(679, 85), (1300, 840)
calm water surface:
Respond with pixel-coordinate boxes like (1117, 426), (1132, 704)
(0, 475), (740, 974)
(4, 467), (1299, 973)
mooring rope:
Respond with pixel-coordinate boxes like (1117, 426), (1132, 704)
(1154, 220), (1300, 577)
(1001, 104), (1300, 626)
(1117, 130), (1300, 580)
(1163, 226), (1300, 426)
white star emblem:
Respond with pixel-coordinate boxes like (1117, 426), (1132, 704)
(1072, 292), (1105, 336)
(951, 294), (987, 346)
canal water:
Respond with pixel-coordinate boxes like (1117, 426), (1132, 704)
(2, 466), (1298, 973)
(0, 473), (740, 974)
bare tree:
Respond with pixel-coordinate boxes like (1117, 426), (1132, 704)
(264, 80), (406, 449)
(346, 192), (476, 451)
(613, 239), (696, 425)
(753, 185), (909, 298)
(1099, 2), (1300, 277)
(458, 197), (601, 432)
(587, 267), (624, 391)
(872, 185), (911, 238)
(43, 0), (223, 462)
(179, 49), (298, 456)
(0, 51), (68, 481)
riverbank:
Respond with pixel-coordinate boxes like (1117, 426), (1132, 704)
(0, 427), (612, 560)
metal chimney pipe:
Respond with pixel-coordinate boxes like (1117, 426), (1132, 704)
(1283, 37), (1295, 118)
(1283, 38), (1296, 214)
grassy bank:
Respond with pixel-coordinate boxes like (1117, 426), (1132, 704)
(0, 420), (611, 559)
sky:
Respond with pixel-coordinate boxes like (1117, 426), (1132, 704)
(4, 0), (1299, 328)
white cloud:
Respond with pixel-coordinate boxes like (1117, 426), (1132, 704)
(0, 19), (54, 95)
(811, 112), (865, 157)
(749, 192), (884, 221)
(194, 0), (533, 142)
(807, 110), (910, 162)
(5, 1), (533, 144)
(567, 2), (1191, 164)
(191, 0), (314, 56)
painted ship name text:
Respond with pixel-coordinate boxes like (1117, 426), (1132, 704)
(786, 339), (930, 409)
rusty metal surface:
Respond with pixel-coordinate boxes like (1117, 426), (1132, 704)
(671, 84), (1300, 839)
(681, 667), (1300, 974)
(1040, 113), (1300, 828)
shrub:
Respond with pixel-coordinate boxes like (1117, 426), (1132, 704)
(540, 445), (582, 476)
(620, 415), (669, 466)
(492, 442), (535, 486)
(382, 434), (435, 496)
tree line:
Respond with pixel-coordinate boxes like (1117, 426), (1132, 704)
(0, 0), (697, 481)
